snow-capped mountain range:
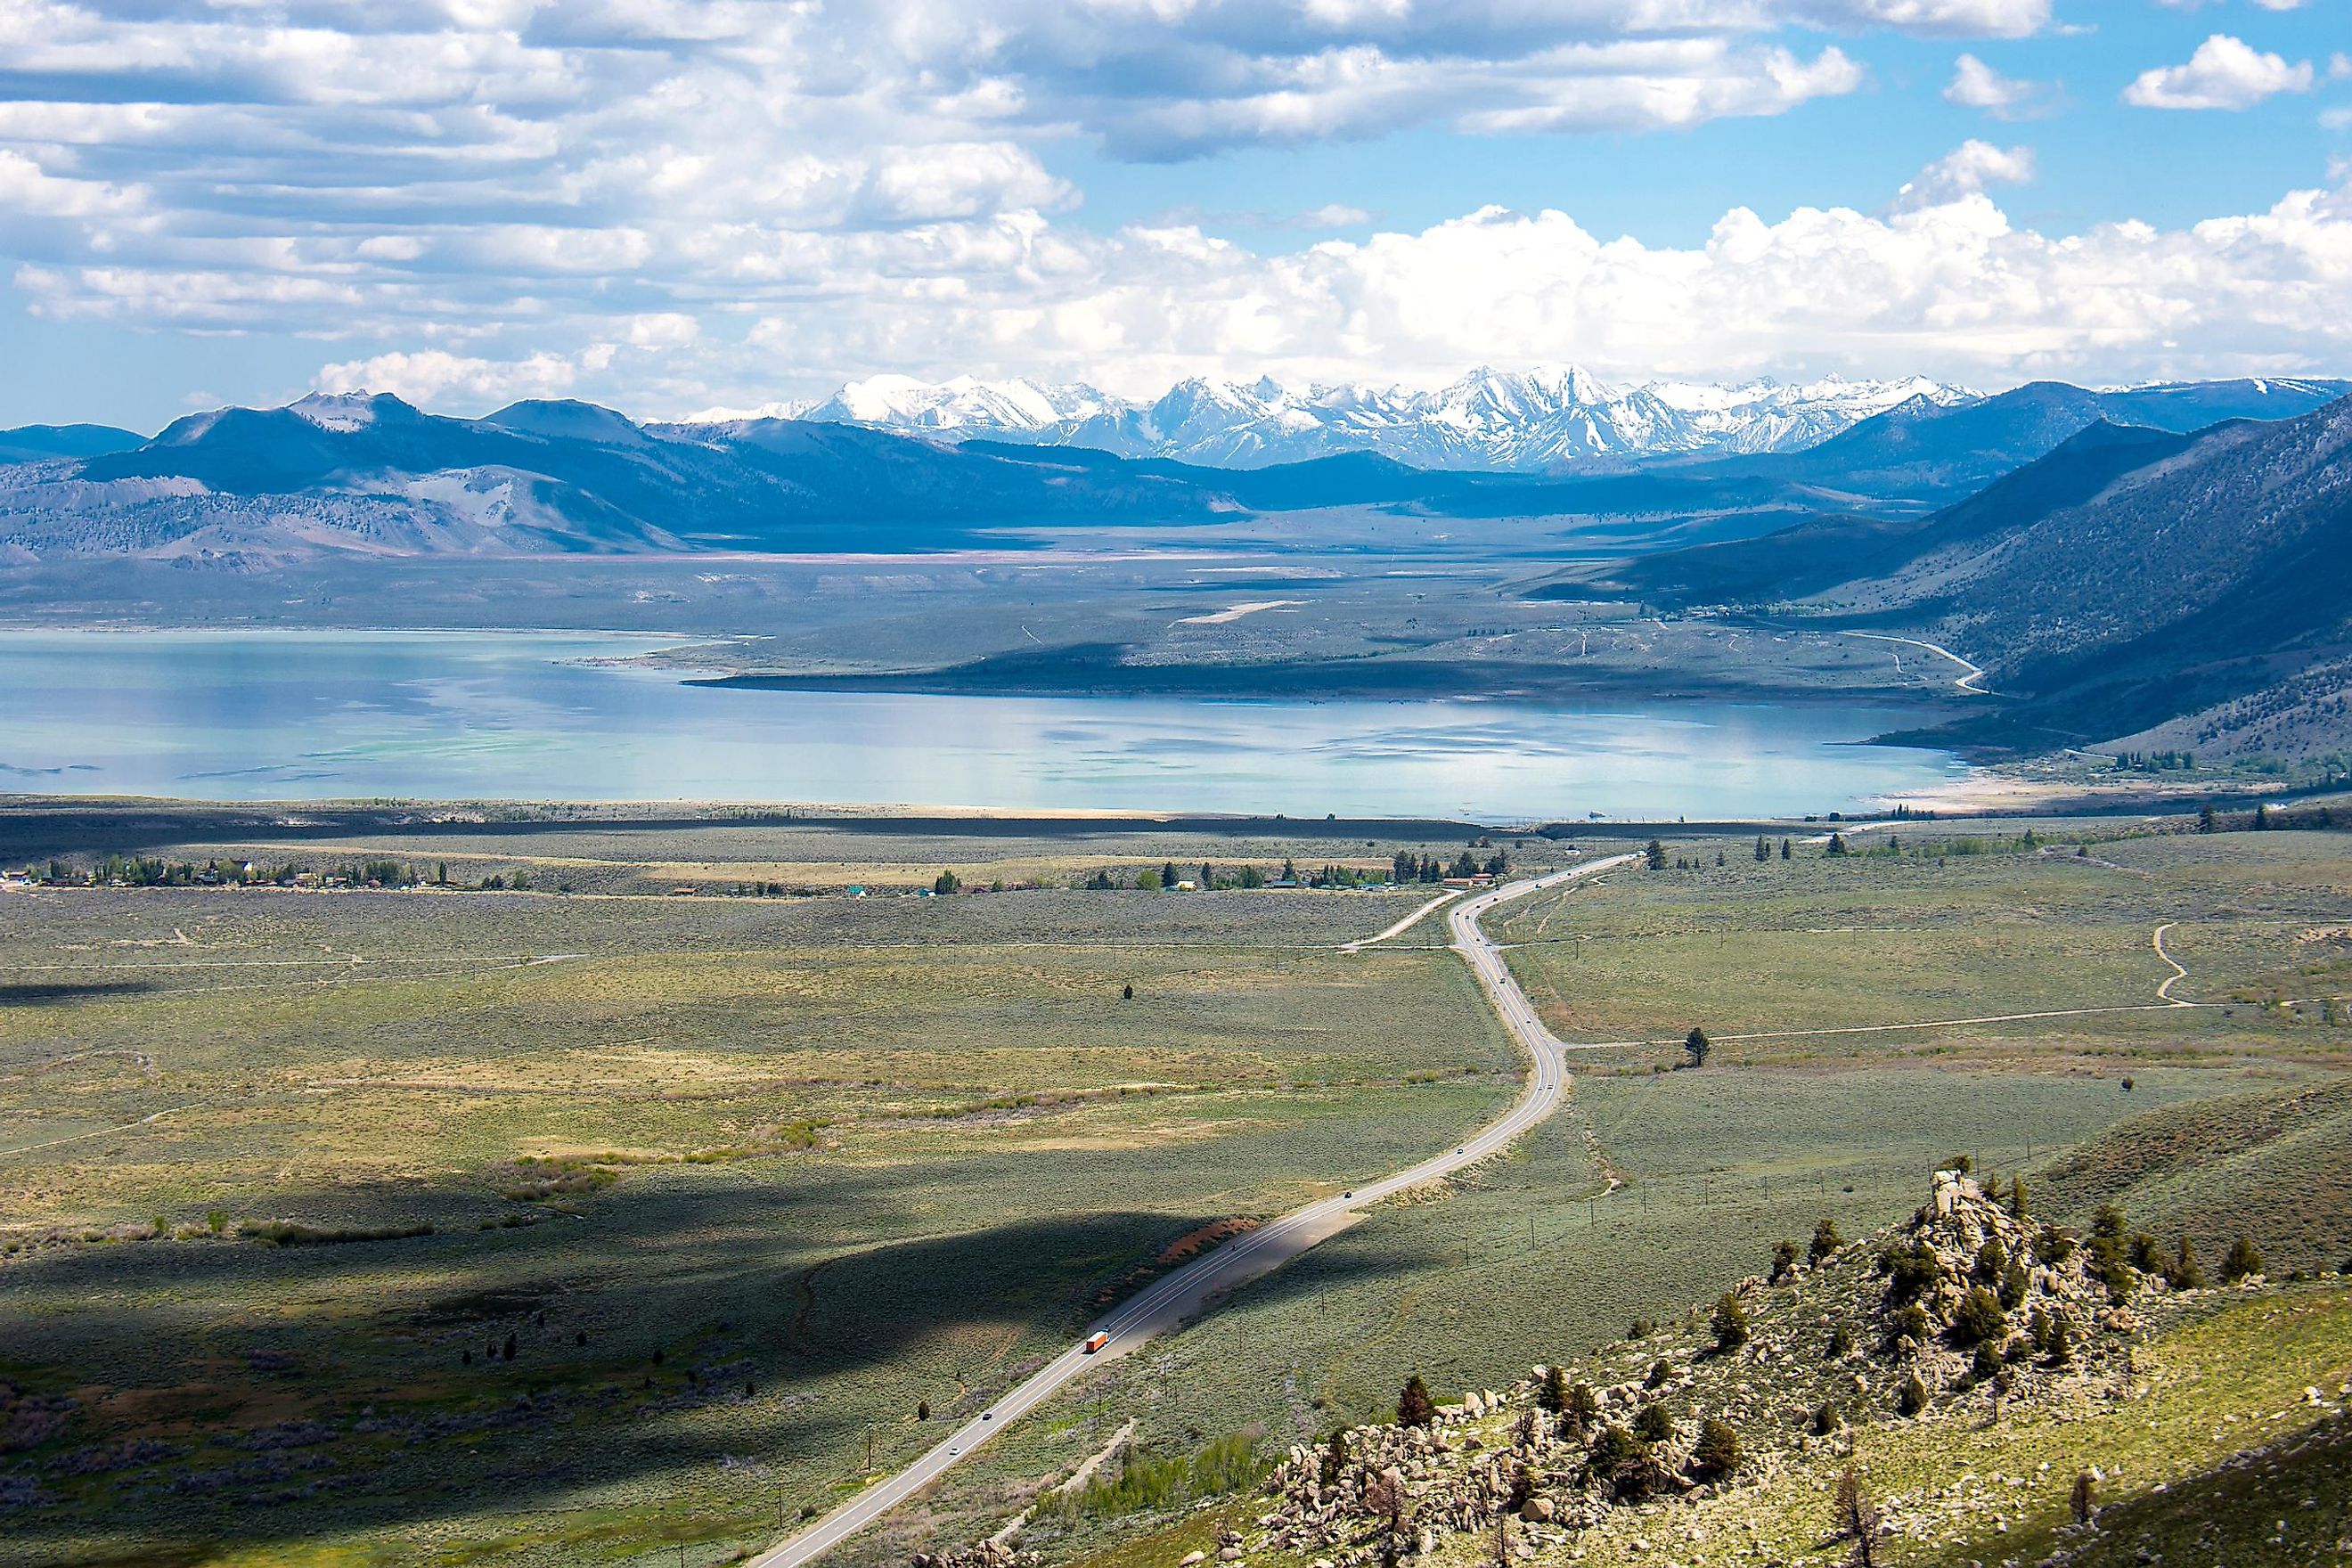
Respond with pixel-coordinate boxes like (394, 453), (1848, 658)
(698, 366), (1976, 471)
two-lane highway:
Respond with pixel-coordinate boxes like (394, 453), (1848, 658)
(747, 853), (1634, 1568)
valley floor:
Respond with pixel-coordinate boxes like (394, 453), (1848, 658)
(1, 805), (2348, 1567)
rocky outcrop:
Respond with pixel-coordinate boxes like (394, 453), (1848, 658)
(1239, 1170), (2154, 1565)
(912, 1544), (1037, 1568)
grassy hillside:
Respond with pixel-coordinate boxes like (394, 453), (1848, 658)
(1059, 1208), (2352, 1568)
(0, 835), (1523, 1568)
(9, 814), (2349, 1567)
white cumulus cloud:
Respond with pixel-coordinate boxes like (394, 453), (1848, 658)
(1892, 140), (2037, 209)
(1942, 53), (2052, 118)
(2124, 34), (2315, 110)
(311, 349), (585, 405)
(279, 166), (2352, 412)
(1798, 0), (2048, 37)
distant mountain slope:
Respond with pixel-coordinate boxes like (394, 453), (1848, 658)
(0, 423), (146, 464)
(750, 365), (1973, 472)
(1559, 394), (2352, 755)
(1899, 400), (2352, 675)
(0, 388), (2068, 567)
(1858, 396), (2352, 753)
(732, 369), (2351, 477)
(1760, 380), (2113, 493)
(2097, 377), (2352, 431)
(0, 393), (1237, 561)
(1592, 420), (2202, 608)
(1649, 377), (2352, 505)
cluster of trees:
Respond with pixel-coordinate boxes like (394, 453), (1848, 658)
(1062, 846), (1511, 892)
(41, 853), (291, 887)
(2084, 1201), (2263, 1301)
(2113, 749), (2197, 772)
(1035, 1432), (1263, 1522)
(28, 854), (540, 891)
(1378, 1364), (1740, 1518)
(1652, 837), (1798, 870)
(2200, 800), (2341, 834)
(1078, 860), (1262, 891)
(1391, 848), (1509, 882)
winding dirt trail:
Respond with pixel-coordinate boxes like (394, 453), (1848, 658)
(742, 854), (1634, 1568)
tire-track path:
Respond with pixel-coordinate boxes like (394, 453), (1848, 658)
(743, 854), (1633, 1568)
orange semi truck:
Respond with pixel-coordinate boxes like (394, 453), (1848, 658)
(1082, 1332), (1110, 1354)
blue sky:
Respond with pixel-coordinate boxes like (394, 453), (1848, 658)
(1057, 9), (2346, 244)
(2, 0), (2348, 430)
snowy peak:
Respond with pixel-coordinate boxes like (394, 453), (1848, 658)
(804, 374), (1112, 433)
(788, 367), (1977, 470)
(287, 390), (421, 434)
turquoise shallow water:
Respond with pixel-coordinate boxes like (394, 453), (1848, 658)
(0, 628), (1968, 819)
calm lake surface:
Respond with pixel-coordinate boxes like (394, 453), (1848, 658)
(0, 629), (1969, 819)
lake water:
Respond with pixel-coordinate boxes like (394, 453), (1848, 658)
(0, 629), (1969, 820)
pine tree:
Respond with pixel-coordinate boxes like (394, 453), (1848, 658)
(1711, 1291), (1749, 1351)
(1754, 833), (1771, 862)
(1834, 1468), (1883, 1567)
(1539, 1363), (1569, 1414)
(1397, 1374), (1435, 1427)
(1645, 838), (1667, 871)
(2221, 1237), (2264, 1282)
(1692, 1417), (1740, 1480)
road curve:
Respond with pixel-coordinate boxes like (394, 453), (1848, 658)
(745, 853), (1634, 1568)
